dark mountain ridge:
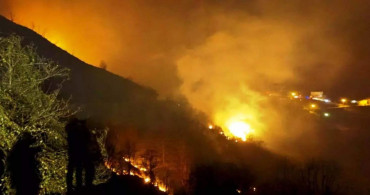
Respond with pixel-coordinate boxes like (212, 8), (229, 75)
(0, 15), (158, 125)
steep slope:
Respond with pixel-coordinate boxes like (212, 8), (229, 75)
(0, 15), (157, 124)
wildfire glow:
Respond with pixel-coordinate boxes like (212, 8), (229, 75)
(213, 109), (260, 142)
(105, 158), (168, 193)
(158, 185), (167, 192)
(226, 120), (253, 141)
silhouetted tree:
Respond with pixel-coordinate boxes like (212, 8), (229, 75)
(93, 127), (111, 184)
(9, 12), (15, 22)
(260, 158), (343, 195)
(299, 159), (340, 195)
(123, 139), (136, 174)
(99, 61), (107, 70)
(142, 149), (159, 183)
(0, 35), (73, 194)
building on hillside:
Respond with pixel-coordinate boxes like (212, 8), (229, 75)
(310, 91), (324, 99)
(358, 98), (370, 106)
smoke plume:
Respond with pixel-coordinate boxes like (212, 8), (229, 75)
(1, 0), (369, 155)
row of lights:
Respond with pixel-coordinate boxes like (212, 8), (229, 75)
(290, 92), (358, 105)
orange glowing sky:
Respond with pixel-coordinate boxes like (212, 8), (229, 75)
(1, 0), (370, 146)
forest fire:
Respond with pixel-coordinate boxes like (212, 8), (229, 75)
(209, 117), (256, 142)
(213, 111), (258, 142)
(1, 0), (370, 194)
(227, 120), (253, 141)
(104, 159), (168, 193)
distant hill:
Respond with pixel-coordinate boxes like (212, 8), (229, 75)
(0, 15), (158, 125)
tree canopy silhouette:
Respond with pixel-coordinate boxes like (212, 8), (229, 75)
(0, 35), (73, 194)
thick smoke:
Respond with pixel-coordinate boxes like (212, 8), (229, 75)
(1, 0), (370, 156)
(2, 0), (369, 97)
(1, 0), (370, 192)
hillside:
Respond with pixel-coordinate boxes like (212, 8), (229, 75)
(0, 15), (157, 125)
(4, 14), (370, 195)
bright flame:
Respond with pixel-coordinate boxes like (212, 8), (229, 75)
(105, 157), (170, 193)
(158, 185), (167, 192)
(214, 110), (260, 142)
(227, 120), (253, 141)
(208, 124), (214, 129)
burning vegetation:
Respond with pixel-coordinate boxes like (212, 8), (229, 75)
(0, 0), (370, 194)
